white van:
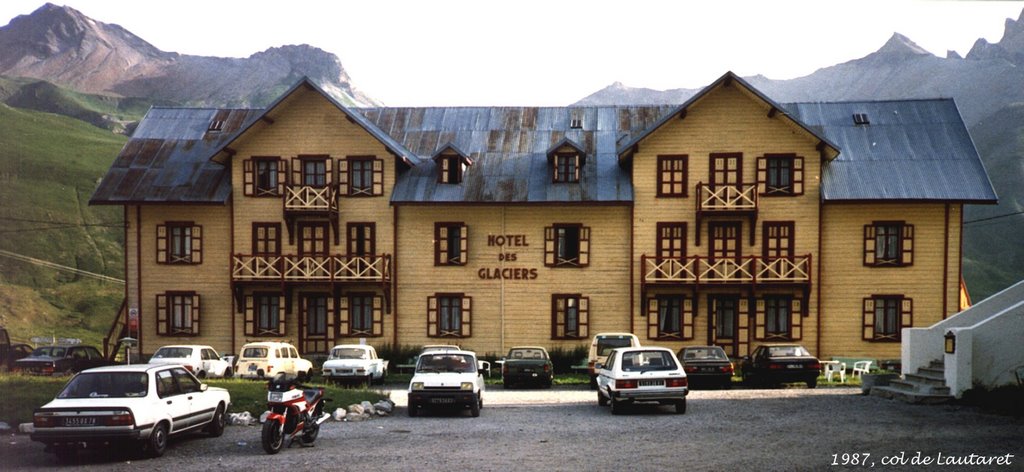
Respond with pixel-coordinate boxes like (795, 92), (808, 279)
(235, 341), (313, 380)
(587, 333), (640, 389)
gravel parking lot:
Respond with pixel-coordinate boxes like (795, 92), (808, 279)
(2, 386), (1019, 471)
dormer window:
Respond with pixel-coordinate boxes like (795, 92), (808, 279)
(546, 138), (586, 184)
(208, 120), (225, 132)
(432, 143), (472, 185)
(569, 110), (583, 129)
(853, 113), (870, 125)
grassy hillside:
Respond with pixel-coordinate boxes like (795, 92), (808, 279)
(0, 102), (127, 346)
(0, 76), (159, 133)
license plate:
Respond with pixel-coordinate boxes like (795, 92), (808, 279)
(787, 364), (802, 369)
(63, 417), (96, 427)
(531, 373), (538, 377)
(702, 367), (717, 372)
(430, 398), (455, 404)
(248, 364), (257, 371)
(638, 379), (664, 387)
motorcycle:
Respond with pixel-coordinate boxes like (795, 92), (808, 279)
(261, 373), (331, 454)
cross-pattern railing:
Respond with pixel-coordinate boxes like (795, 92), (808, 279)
(284, 185), (337, 212)
(697, 183), (758, 212)
(642, 254), (810, 285)
(232, 254), (391, 283)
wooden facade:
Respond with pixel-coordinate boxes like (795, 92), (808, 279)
(100, 74), (988, 361)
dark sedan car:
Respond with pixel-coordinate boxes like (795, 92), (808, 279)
(14, 345), (110, 376)
(740, 344), (821, 388)
(678, 346), (734, 389)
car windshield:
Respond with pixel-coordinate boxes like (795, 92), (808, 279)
(152, 347), (192, 359)
(682, 348), (728, 361)
(768, 346), (811, 358)
(621, 350), (678, 372)
(58, 372), (149, 398)
(31, 346), (66, 357)
(416, 353), (476, 373)
(597, 337), (633, 356)
(329, 348), (368, 360)
(242, 347), (268, 358)
(508, 348), (547, 360)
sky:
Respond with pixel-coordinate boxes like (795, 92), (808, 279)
(1, 0), (1022, 106)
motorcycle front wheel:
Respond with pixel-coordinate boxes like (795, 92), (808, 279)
(261, 421), (284, 454)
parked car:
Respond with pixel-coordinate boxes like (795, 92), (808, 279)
(408, 349), (485, 417)
(596, 346), (688, 415)
(14, 344), (110, 376)
(420, 344), (461, 354)
(587, 333), (641, 389)
(31, 364), (230, 460)
(740, 344), (822, 388)
(235, 342), (313, 380)
(149, 345), (233, 378)
(502, 346), (553, 389)
(321, 344), (389, 385)
(678, 346), (734, 389)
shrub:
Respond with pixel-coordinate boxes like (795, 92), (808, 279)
(548, 345), (589, 374)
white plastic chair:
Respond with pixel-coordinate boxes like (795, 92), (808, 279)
(852, 360), (873, 378)
(824, 362), (846, 382)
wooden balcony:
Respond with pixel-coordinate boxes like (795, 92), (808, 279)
(284, 185), (337, 213)
(232, 254), (391, 283)
(641, 254), (811, 286)
(696, 182), (759, 245)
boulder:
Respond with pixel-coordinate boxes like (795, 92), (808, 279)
(228, 412), (253, 426)
(374, 400), (394, 414)
(347, 404), (364, 416)
(332, 408), (347, 421)
(18, 423), (34, 434)
(360, 401), (376, 415)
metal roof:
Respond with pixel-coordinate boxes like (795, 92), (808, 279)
(784, 99), (998, 203)
(361, 106), (675, 203)
(90, 107), (262, 204)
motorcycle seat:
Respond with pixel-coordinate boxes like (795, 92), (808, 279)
(303, 389), (320, 404)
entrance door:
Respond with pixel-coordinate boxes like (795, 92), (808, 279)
(709, 295), (749, 357)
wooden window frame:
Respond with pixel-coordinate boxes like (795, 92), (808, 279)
(155, 291), (200, 336)
(427, 293), (472, 338)
(709, 152), (743, 187)
(435, 222), (468, 266)
(656, 155), (688, 197)
(656, 222), (687, 261)
(294, 155), (330, 188)
(762, 221), (795, 259)
(438, 155), (464, 184)
(552, 152), (580, 183)
(864, 221), (914, 267)
(338, 292), (383, 338)
(341, 156), (384, 197)
(756, 154), (804, 196)
(347, 222), (376, 257)
(551, 294), (589, 340)
(646, 295), (695, 341)
(754, 295), (803, 341)
(297, 221), (330, 256)
(156, 222), (202, 265)
(862, 295), (912, 342)
(708, 221), (742, 262)
(252, 223), (282, 256)
(243, 156), (287, 197)
(245, 291), (286, 337)
(544, 224), (590, 268)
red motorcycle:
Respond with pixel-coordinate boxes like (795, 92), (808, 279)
(261, 373), (330, 454)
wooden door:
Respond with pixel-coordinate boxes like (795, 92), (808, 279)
(708, 295), (749, 357)
(298, 222), (329, 256)
(709, 222), (742, 262)
(710, 153), (742, 187)
(762, 222), (794, 259)
(347, 223), (376, 257)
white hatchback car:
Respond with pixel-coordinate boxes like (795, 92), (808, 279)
(149, 345), (233, 378)
(235, 341), (313, 380)
(407, 350), (485, 417)
(596, 346), (689, 414)
(31, 364), (231, 460)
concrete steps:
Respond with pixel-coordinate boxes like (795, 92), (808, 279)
(871, 359), (954, 405)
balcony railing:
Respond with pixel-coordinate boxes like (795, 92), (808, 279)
(284, 185), (337, 212)
(641, 254), (811, 285)
(232, 254), (391, 283)
(696, 183), (758, 212)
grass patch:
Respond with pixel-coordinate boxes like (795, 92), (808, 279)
(205, 378), (388, 415)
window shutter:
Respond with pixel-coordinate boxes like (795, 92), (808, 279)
(863, 225), (877, 266)
(791, 298), (803, 340)
(754, 299), (766, 340)
(551, 297), (562, 339)
(461, 296), (472, 337)
(244, 294), (255, 336)
(338, 296), (350, 336)
(277, 159), (288, 195)
(156, 294), (168, 335)
(756, 157), (767, 195)
(439, 158), (450, 183)
(578, 296), (589, 338)
(792, 157), (804, 195)
(900, 298), (913, 333)
(544, 226), (556, 266)
(326, 295), (336, 339)
(291, 157), (302, 186)
(372, 159), (384, 195)
(156, 224), (168, 263)
(862, 298), (875, 340)
(372, 295), (384, 336)
(427, 296), (438, 337)
(647, 297), (659, 339)
(278, 295), (287, 335)
(191, 225), (202, 264)
(243, 159), (255, 196)
(324, 158), (334, 188)
(682, 298), (694, 340)
(436, 225), (447, 265)
(573, 155), (580, 182)
(337, 159), (349, 196)
(458, 224), (468, 264)
(191, 294), (201, 335)
(578, 226), (591, 267)
(901, 224), (914, 266)
(708, 297), (718, 345)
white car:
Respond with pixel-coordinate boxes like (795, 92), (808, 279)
(149, 345), (233, 378)
(596, 346), (689, 415)
(322, 344), (389, 385)
(407, 349), (485, 417)
(31, 364), (231, 460)
(235, 341), (313, 380)
(587, 332), (641, 389)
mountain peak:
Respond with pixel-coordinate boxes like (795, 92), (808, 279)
(876, 33), (933, 57)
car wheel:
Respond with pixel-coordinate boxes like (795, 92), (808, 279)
(206, 404), (226, 437)
(261, 420), (283, 454)
(610, 398), (623, 415)
(408, 402), (419, 417)
(197, 370), (207, 379)
(502, 379), (511, 389)
(807, 378), (818, 389)
(722, 379), (732, 390)
(224, 367), (233, 378)
(589, 376), (598, 390)
(257, 369), (265, 378)
(147, 422), (169, 457)
(470, 394), (481, 417)
(597, 390), (608, 406)
(674, 399), (687, 415)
